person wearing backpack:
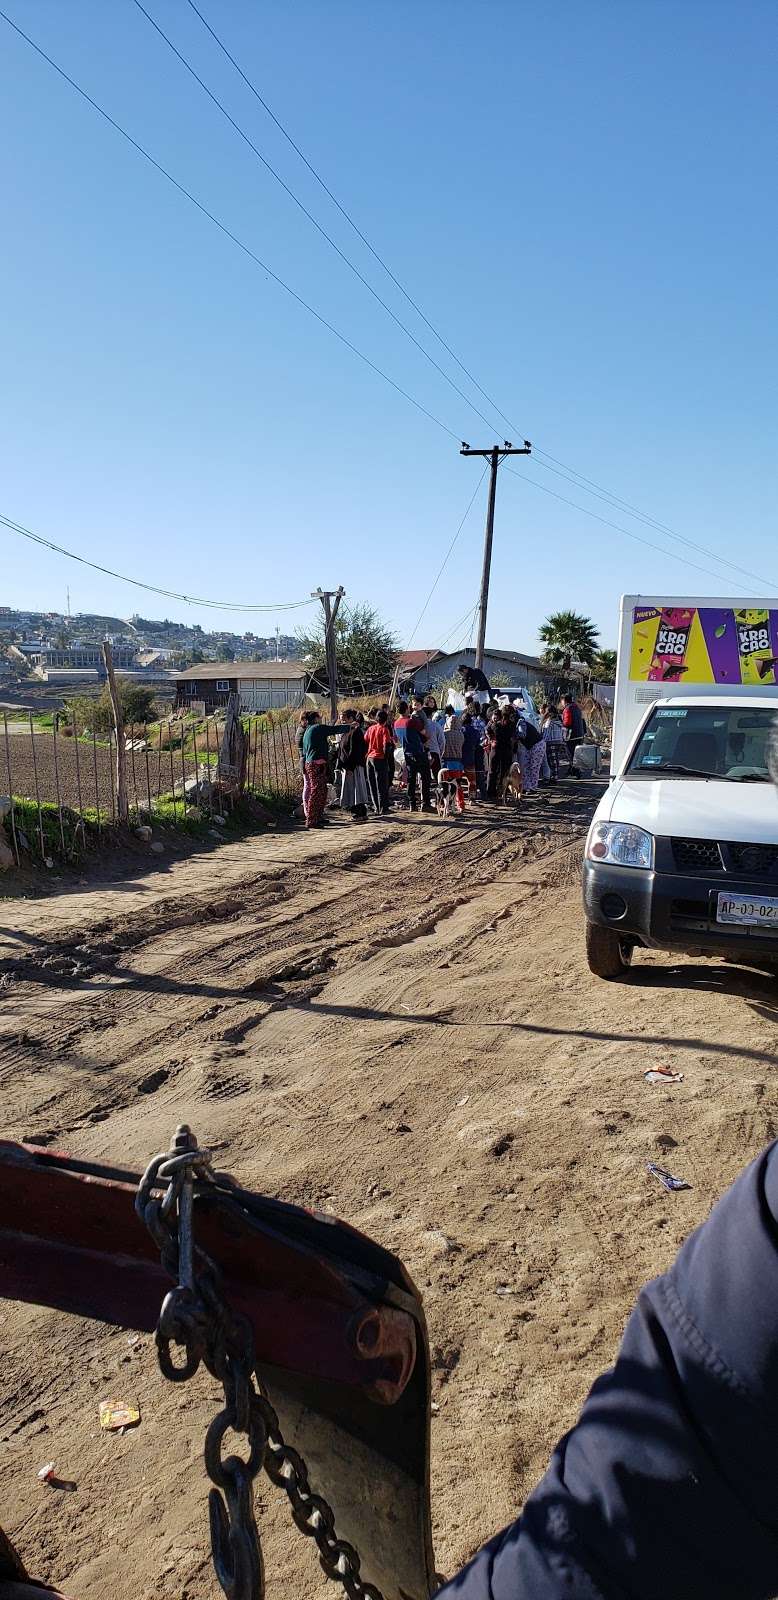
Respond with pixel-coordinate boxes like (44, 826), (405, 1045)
(562, 693), (585, 777)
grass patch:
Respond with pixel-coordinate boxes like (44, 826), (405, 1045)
(3, 796), (98, 863)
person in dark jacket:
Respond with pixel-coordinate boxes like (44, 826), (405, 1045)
(486, 709), (515, 801)
(437, 1138), (778, 1600)
(461, 713), (480, 803)
(459, 662), (492, 697)
(338, 709), (369, 819)
(301, 713), (348, 827)
(405, 709), (433, 812)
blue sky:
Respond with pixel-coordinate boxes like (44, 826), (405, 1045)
(1, 0), (776, 654)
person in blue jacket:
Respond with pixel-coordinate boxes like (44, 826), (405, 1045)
(438, 1139), (778, 1599)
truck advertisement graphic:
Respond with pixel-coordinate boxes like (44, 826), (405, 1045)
(629, 604), (778, 686)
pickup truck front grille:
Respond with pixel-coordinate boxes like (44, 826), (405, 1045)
(728, 842), (778, 875)
(672, 838), (723, 871)
(670, 838), (778, 879)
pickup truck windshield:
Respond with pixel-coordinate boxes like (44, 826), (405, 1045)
(626, 705), (777, 780)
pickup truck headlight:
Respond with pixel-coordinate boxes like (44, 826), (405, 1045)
(586, 821), (654, 869)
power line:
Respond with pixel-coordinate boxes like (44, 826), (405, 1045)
(0, 511), (314, 611)
(5, 5), (762, 595)
(502, 467), (771, 592)
(0, 7), (460, 443)
(529, 453), (774, 590)
(185, 0), (518, 437)
(434, 601), (480, 654)
(403, 466), (488, 652)
(132, 0), (504, 438)
(184, 0), (753, 589)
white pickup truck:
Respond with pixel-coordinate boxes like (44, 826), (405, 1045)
(583, 595), (778, 978)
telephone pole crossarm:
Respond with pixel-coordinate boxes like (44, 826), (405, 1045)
(312, 587), (345, 720)
(460, 441), (532, 669)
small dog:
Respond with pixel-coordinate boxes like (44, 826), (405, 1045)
(502, 761), (523, 804)
(436, 770), (470, 816)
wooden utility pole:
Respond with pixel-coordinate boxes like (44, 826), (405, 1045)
(460, 440), (531, 669)
(312, 587), (345, 719)
(102, 639), (128, 823)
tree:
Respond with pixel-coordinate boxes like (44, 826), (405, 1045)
(297, 603), (399, 689)
(217, 642), (236, 662)
(67, 681), (158, 734)
(591, 648), (617, 683)
(539, 611), (600, 674)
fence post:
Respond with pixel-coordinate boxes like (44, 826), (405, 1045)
(2, 712), (19, 865)
(102, 641), (128, 823)
(29, 711), (45, 860)
(52, 715), (66, 857)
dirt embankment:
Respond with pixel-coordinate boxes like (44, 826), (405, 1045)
(2, 786), (778, 1599)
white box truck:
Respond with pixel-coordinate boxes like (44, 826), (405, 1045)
(583, 596), (778, 978)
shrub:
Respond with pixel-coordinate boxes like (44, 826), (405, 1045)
(67, 682), (158, 735)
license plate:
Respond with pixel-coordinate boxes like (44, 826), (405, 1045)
(717, 892), (778, 926)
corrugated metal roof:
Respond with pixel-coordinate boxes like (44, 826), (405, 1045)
(175, 660), (307, 681)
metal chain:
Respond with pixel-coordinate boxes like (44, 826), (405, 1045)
(136, 1125), (384, 1600)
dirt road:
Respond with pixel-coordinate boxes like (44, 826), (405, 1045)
(3, 789), (778, 1599)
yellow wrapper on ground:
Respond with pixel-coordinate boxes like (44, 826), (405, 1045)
(99, 1398), (140, 1430)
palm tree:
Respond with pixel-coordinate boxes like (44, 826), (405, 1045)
(539, 611), (600, 674)
(591, 648), (617, 683)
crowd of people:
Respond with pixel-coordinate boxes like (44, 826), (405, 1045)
(297, 677), (587, 829)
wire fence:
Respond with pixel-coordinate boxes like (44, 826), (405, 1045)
(1, 707), (302, 867)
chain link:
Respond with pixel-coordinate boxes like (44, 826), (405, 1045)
(136, 1125), (385, 1600)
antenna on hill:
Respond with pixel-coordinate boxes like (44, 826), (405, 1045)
(66, 586), (71, 619)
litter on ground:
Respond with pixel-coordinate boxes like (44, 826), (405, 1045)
(644, 1066), (685, 1084)
(646, 1162), (692, 1192)
(99, 1398), (141, 1431)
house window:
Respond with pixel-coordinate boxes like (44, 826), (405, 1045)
(216, 679), (230, 692)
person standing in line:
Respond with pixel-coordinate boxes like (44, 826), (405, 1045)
(470, 702), (489, 798)
(301, 712), (349, 828)
(542, 702), (565, 781)
(365, 709), (394, 815)
(296, 709), (312, 815)
(461, 711), (480, 805)
(442, 707), (468, 812)
(413, 694), (444, 779)
(338, 709), (370, 819)
(402, 704), (433, 812)
(516, 712), (546, 795)
(562, 692), (585, 777)
(487, 707), (516, 802)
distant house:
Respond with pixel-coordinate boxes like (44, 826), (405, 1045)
(175, 660), (308, 713)
(396, 650), (444, 691)
(408, 646), (545, 691)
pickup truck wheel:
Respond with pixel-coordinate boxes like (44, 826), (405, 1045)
(586, 920), (634, 979)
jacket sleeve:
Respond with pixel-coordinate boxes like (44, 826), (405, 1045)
(436, 1141), (778, 1600)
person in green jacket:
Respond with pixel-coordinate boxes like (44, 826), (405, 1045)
(301, 713), (349, 828)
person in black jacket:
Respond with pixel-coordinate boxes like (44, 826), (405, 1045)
(337, 709), (369, 819)
(459, 662), (493, 697)
(436, 1140), (778, 1600)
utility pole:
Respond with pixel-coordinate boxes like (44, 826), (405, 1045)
(461, 440), (531, 669)
(312, 587), (345, 719)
